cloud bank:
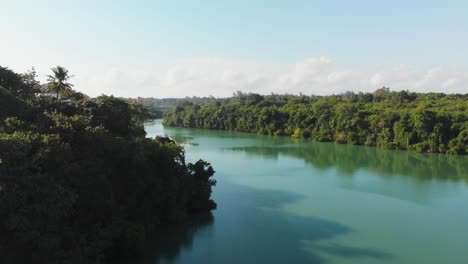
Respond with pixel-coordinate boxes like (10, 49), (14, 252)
(76, 57), (468, 98)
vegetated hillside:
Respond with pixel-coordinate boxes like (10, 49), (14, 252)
(124, 96), (223, 118)
(163, 89), (468, 154)
(140, 96), (221, 109)
(0, 66), (216, 263)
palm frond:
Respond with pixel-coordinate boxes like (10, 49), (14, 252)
(47, 66), (75, 99)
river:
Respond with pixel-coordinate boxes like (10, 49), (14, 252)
(145, 119), (468, 264)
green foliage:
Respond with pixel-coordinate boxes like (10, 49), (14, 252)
(0, 66), (216, 263)
(0, 66), (37, 99)
(0, 87), (29, 120)
(86, 95), (148, 138)
(164, 91), (468, 155)
(134, 96), (221, 115)
(47, 66), (74, 99)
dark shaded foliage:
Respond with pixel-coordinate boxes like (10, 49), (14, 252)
(0, 66), (216, 263)
(0, 66), (38, 99)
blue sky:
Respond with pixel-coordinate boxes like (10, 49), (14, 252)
(1, 0), (467, 97)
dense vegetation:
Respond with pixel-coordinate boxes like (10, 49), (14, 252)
(127, 96), (221, 118)
(0, 66), (216, 263)
(164, 90), (468, 154)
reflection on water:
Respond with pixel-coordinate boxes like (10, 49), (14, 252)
(155, 213), (215, 263)
(146, 119), (468, 183)
(122, 213), (214, 264)
(227, 144), (468, 183)
(144, 120), (468, 264)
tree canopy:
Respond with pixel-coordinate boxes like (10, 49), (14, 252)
(0, 66), (216, 263)
(163, 90), (468, 155)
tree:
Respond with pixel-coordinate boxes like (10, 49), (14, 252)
(0, 66), (217, 263)
(47, 66), (74, 100)
(20, 67), (41, 96)
(0, 66), (37, 99)
(163, 90), (468, 154)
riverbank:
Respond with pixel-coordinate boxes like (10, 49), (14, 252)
(162, 92), (468, 155)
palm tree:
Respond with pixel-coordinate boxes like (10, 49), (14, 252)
(47, 66), (74, 100)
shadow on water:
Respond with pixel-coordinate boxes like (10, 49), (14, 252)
(155, 213), (215, 262)
(146, 181), (393, 264)
(309, 243), (393, 259)
(119, 212), (215, 264)
(227, 143), (468, 183)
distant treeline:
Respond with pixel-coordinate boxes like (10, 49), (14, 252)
(163, 89), (468, 155)
(0, 66), (216, 263)
(126, 97), (221, 118)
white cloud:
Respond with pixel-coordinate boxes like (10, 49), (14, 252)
(69, 57), (468, 98)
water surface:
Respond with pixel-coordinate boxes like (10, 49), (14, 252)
(145, 120), (468, 264)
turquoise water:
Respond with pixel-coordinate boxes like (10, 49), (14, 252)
(145, 120), (468, 264)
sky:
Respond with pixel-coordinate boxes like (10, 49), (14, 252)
(1, 0), (467, 97)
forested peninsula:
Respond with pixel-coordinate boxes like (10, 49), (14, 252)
(163, 90), (468, 155)
(0, 66), (216, 263)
